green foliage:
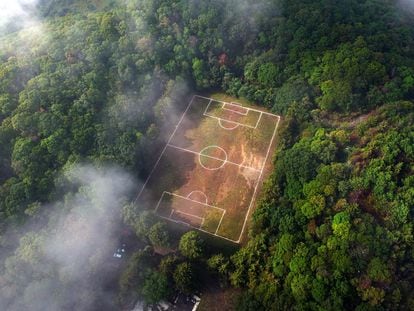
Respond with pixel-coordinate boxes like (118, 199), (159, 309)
(119, 250), (153, 304)
(192, 58), (211, 89)
(236, 292), (263, 311)
(367, 258), (391, 283)
(0, 0), (414, 309)
(332, 212), (351, 238)
(207, 254), (230, 286)
(230, 103), (414, 309)
(15, 232), (45, 265)
(272, 76), (312, 114)
(173, 262), (194, 294)
(207, 254), (229, 277)
(142, 271), (171, 304)
(148, 222), (171, 248)
(179, 231), (204, 260)
(159, 255), (179, 277)
(257, 63), (280, 88)
(310, 37), (387, 111)
(278, 139), (319, 200)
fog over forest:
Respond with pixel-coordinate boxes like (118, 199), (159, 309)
(0, 0), (414, 310)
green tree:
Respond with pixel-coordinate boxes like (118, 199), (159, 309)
(159, 255), (179, 277)
(179, 231), (204, 260)
(310, 37), (387, 111)
(257, 63), (281, 88)
(207, 254), (229, 276)
(142, 271), (171, 304)
(119, 250), (152, 303)
(207, 254), (230, 285)
(148, 222), (171, 248)
(131, 211), (157, 238)
(367, 258), (391, 283)
(279, 141), (319, 200)
(173, 262), (194, 294)
(192, 58), (210, 89)
(332, 212), (351, 239)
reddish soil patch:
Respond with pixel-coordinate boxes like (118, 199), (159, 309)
(137, 96), (280, 242)
(223, 102), (248, 114)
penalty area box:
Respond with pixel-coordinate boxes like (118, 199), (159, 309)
(204, 100), (262, 128)
(156, 191), (225, 234)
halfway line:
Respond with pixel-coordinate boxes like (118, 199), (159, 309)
(167, 144), (261, 172)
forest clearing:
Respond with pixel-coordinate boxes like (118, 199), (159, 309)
(137, 95), (280, 242)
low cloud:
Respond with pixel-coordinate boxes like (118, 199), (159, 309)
(0, 0), (50, 62)
(0, 0), (40, 31)
(0, 164), (136, 311)
(397, 0), (414, 12)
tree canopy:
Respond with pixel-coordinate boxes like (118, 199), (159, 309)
(179, 231), (204, 260)
(0, 0), (413, 309)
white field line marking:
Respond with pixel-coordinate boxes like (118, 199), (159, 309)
(254, 112), (263, 129)
(199, 145), (228, 171)
(203, 98), (213, 116)
(204, 113), (257, 129)
(205, 103), (263, 129)
(214, 210), (226, 235)
(200, 145), (228, 161)
(199, 159), (225, 171)
(167, 144), (261, 172)
(194, 95), (278, 116)
(136, 94), (281, 243)
(187, 190), (208, 204)
(203, 98), (258, 129)
(160, 216), (191, 227)
(173, 210), (204, 221)
(154, 192), (166, 212)
(164, 191), (225, 213)
(222, 102), (249, 116)
(218, 119), (239, 130)
(134, 95), (196, 202)
(159, 215), (239, 244)
(162, 191), (226, 235)
(236, 115), (281, 243)
(230, 102), (242, 106)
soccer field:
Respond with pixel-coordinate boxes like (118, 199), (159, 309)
(136, 95), (280, 242)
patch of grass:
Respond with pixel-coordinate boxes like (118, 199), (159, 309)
(138, 95), (279, 242)
(198, 287), (241, 311)
(210, 92), (257, 109)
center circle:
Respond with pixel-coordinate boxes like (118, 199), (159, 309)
(199, 145), (228, 170)
(219, 119), (239, 130)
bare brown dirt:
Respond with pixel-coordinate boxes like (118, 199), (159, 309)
(138, 96), (279, 242)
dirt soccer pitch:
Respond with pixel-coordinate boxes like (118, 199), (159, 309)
(137, 95), (280, 243)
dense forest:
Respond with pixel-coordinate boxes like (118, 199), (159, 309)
(0, 0), (413, 310)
